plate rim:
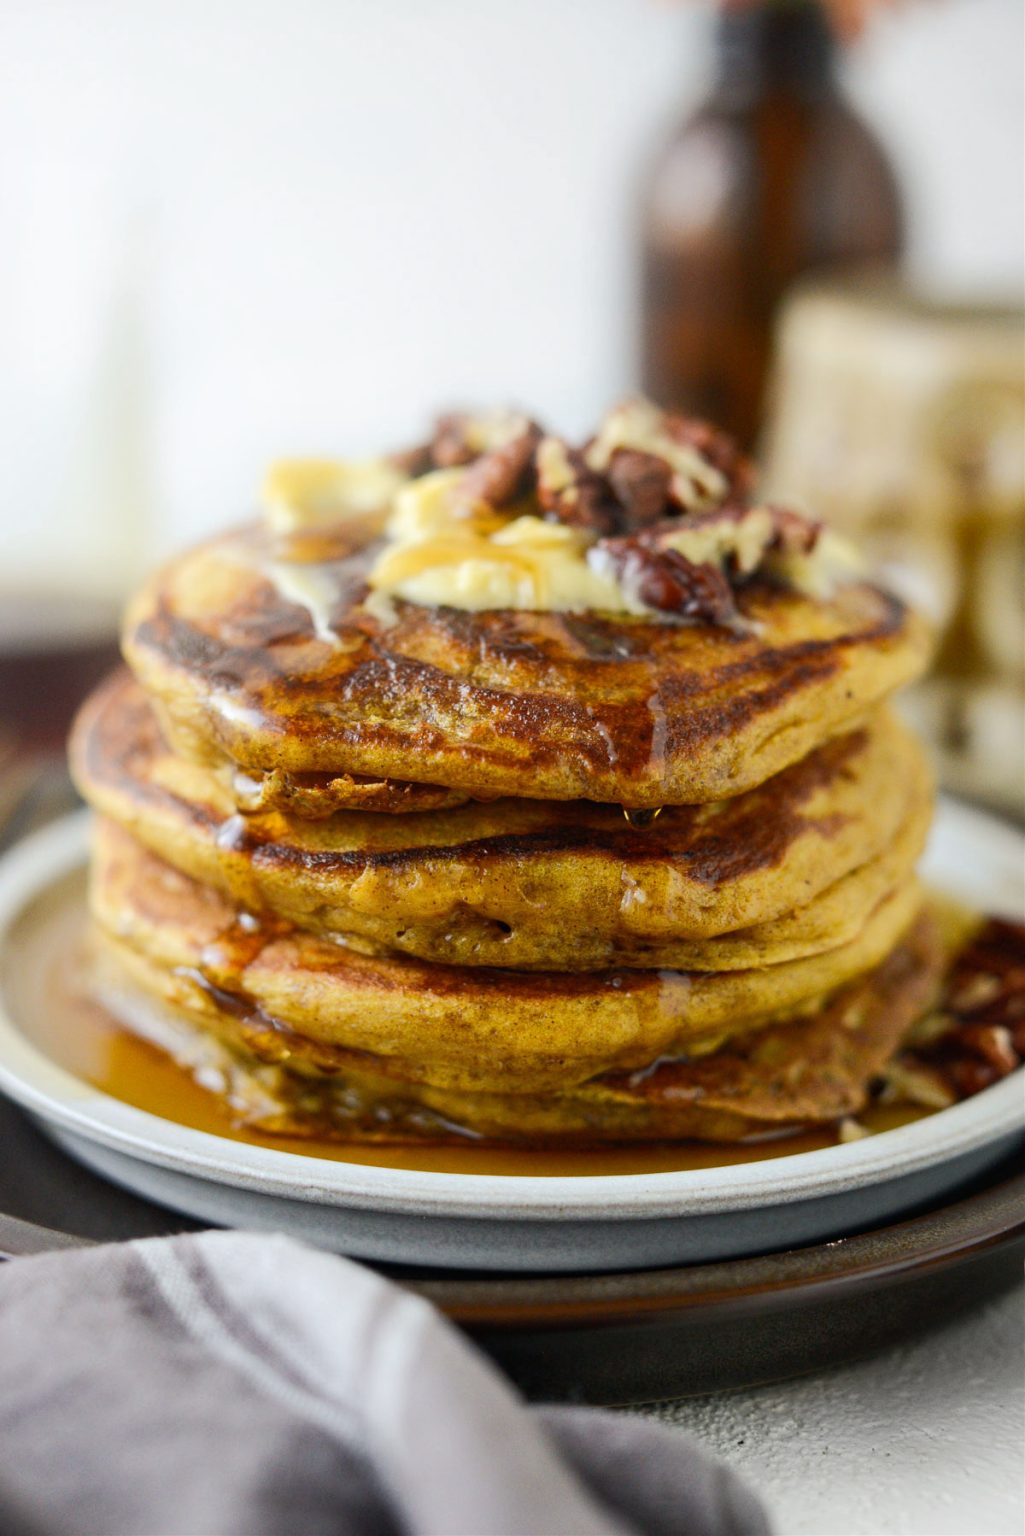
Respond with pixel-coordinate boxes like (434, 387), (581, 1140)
(409, 1164), (1025, 1323)
(2, 1135), (1021, 1325)
(0, 806), (1021, 1223)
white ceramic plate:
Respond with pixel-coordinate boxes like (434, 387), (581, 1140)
(0, 802), (1021, 1272)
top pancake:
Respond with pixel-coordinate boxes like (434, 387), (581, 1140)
(122, 518), (931, 807)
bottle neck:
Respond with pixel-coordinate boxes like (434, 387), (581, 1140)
(713, 1), (838, 101)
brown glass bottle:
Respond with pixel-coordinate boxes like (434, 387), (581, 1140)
(640, 0), (904, 449)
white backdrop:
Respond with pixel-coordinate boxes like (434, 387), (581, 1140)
(0, 0), (1021, 599)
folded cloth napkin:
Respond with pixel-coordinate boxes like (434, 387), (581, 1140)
(0, 1231), (770, 1536)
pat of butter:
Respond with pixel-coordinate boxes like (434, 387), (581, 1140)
(263, 560), (343, 646)
(369, 492), (646, 615)
(386, 468), (505, 542)
(768, 529), (865, 599)
(662, 507), (775, 575)
(264, 457), (408, 534)
(663, 512), (864, 599)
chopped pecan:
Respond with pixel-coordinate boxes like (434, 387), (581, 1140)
(606, 449), (673, 528)
(429, 410), (543, 476)
(959, 1022), (1019, 1074)
(585, 399), (750, 518)
(592, 500), (822, 615)
(537, 436), (619, 534)
(650, 503), (773, 578)
(945, 1056), (1004, 1098)
(598, 534), (739, 626)
(765, 504), (823, 555)
(390, 413), (501, 475)
(431, 412), (481, 469)
(454, 420), (543, 509)
(665, 414), (754, 502)
(389, 442), (434, 478)
(886, 917), (1025, 1106)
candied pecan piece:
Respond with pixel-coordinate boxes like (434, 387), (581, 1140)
(389, 441), (434, 478)
(666, 414), (754, 500)
(960, 1022), (1019, 1074)
(586, 400), (724, 516)
(429, 409), (544, 477)
(599, 535), (739, 625)
(455, 420), (543, 509)
(537, 436), (619, 534)
(886, 918), (1025, 1107)
(431, 412), (480, 468)
(606, 500), (821, 592)
(945, 1056), (1001, 1098)
(606, 449), (673, 527)
(765, 504), (823, 555)
(584, 399), (755, 522)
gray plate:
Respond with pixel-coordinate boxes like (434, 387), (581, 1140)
(1, 1099), (1022, 1404)
(0, 805), (1022, 1272)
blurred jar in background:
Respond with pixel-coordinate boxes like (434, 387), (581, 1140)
(763, 279), (1025, 817)
(639, 0), (904, 448)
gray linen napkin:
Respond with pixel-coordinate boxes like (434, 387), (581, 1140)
(0, 1230), (770, 1536)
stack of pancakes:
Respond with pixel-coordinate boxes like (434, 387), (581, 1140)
(71, 406), (941, 1145)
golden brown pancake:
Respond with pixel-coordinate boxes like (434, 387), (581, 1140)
(74, 671), (932, 969)
(122, 518), (931, 807)
(89, 911), (942, 1143)
(89, 819), (924, 1095)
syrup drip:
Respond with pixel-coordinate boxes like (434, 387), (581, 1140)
(622, 806), (664, 828)
(41, 987), (931, 1176)
(5, 873), (939, 1179)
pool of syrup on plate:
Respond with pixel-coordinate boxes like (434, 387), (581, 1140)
(12, 870), (929, 1177)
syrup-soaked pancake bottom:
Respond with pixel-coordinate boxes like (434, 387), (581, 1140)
(89, 821), (926, 1097)
(26, 875), (1022, 1167)
(86, 911), (943, 1144)
(122, 518), (932, 807)
(73, 674), (932, 971)
(29, 892), (930, 1174)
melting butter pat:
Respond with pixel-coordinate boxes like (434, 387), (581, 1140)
(369, 478), (646, 615)
(662, 507), (776, 575)
(367, 515), (645, 614)
(263, 457), (408, 534)
(663, 512), (864, 600)
(262, 560), (344, 646)
(386, 468), (507, 542)
(767, 529), (865, 599)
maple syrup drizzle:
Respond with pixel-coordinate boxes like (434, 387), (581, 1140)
(622, 806), (664, 828)
(2, 875), (934, 1179)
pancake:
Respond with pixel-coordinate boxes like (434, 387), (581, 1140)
(122, 517), (931, 807)
(89, 819), (925, 1094)
(89, 911), (943, 1143)
(74, 672), (932, 969)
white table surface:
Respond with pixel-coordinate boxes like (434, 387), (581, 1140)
(633, 1283), (1024, 1536)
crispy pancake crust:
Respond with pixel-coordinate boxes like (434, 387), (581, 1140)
(74, 672), (932, 968)
(90, 820), (924, 1094)
(215, 763), (471, 817)
(90, 912), (942, 1142)
(122, 521), (932, 806)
